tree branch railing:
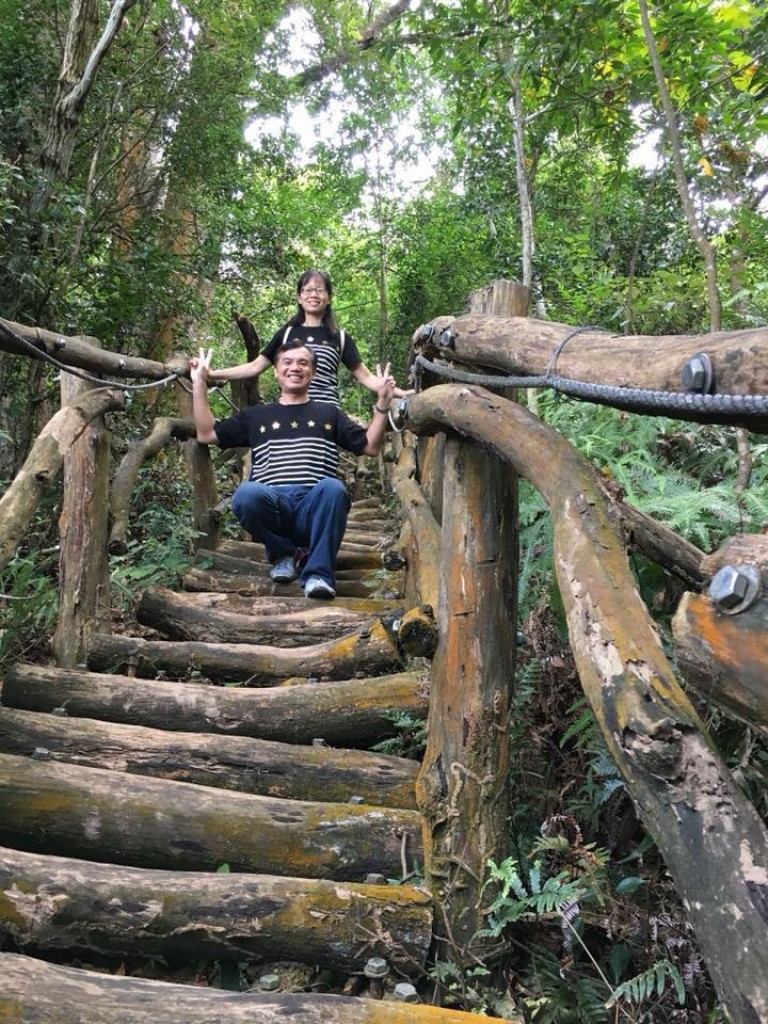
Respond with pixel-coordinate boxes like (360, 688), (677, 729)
(403, 381), (768, 1024)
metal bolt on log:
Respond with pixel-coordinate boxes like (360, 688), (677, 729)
(393, 982), (419, 1002)
(438, 327), (456, 349)
(707, 564), (761, 614)
(681, 352), (713, 393)
(363, 957), (388, 999)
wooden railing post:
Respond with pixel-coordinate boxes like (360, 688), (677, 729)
(173, 357), (219, 551)
(416, 437), (517, 963)
(52, 370), (111, 667)
(415, 279), (527, 972)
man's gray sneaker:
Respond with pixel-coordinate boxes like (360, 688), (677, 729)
(270, 555), (298, 583)
(304, 575), (336, 600)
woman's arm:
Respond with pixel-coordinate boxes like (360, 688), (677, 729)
(207, 352), (272, 383)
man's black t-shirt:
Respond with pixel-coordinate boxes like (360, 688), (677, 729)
(214, 399), (367, 486)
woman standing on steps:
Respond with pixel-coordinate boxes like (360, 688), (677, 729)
(208, 269), (410, 407)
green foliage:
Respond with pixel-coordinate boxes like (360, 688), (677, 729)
(108, 470), (197, 609)
(0, 546), (58, 671)
(371, 709), (427, 760)
(606, 959), (685, 1009)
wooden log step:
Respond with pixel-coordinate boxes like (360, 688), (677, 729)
(0, 847), (430, 973)
(0, 707), (418, 807)
(218, 539), (384, 570)
(160, 591), (405, 616)
(182, 567), (394, 598)
(193, 549), (392, 585)
(0, 753), (423, 880)
(86, 620), (403, 684)
(0, 954), (521, 1023)
(137, 586), (395, 646)
(2, 664), (430, 747)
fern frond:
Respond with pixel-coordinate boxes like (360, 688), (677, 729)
(606, 958), (685, 1008)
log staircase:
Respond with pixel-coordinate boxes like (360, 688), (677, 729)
(0, 493), (515, 1022)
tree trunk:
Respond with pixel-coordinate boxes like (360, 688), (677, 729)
(195, 550), (392, 585)
(0, 846), (430, 973)
(52, 369), (111, 667)
(2, 664), (429, 747)
(0, 318), (182, 380)
(109, 417), (196, 553)
(85, 622), (403, 684)
(416, 437), (515, 962)
(0, 753), (423, 881)
(149, 591), (405, 617)
(0, 707), (418, 808)
(0, 953), (520, 1024)
(404, 383), (768, 1024)
(0, 388), (124, 572)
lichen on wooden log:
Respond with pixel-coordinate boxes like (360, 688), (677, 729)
(0, 847), (430, 973)
(0, 953), (522, 1023)
(0, 753), (423, 881)
(85, 620), (403, 684)
(0, 706), (418, 807)
(2, 664), (430, 747)
(672, 591), (768, 735)
(136, 586), (393, 647)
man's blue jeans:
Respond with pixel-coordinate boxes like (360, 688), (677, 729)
(231, 478), (350, 587)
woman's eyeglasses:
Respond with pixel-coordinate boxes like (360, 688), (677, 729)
(301, 287), (327, 296)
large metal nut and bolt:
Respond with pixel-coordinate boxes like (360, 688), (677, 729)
(393, 982), (419, 1002)
(681, 351), (713, 393)
(707, 564), (761, 614)
(438, 327), (456, 349)
(416, 323), (435, 343)
(363, 956), (388, 999)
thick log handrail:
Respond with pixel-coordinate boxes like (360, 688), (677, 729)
(404, 383), (768, 1024)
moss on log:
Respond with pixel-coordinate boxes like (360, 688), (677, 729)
(0, 753), (423, 880)
(0, 707), (418, 807)
(2, 664), (430, 747)
(0, 847), (430, 973)
(136, 586), (392, 647)
(0, 953), (522, 1023)
(85, 621), (403, 684)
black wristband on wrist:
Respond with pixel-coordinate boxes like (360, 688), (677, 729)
(374, 404), (390, 414)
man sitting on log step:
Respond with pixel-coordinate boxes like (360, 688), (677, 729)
(190, 340), (395, 600)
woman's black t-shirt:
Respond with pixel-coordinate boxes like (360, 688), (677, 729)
(263, 324), (362, 406)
